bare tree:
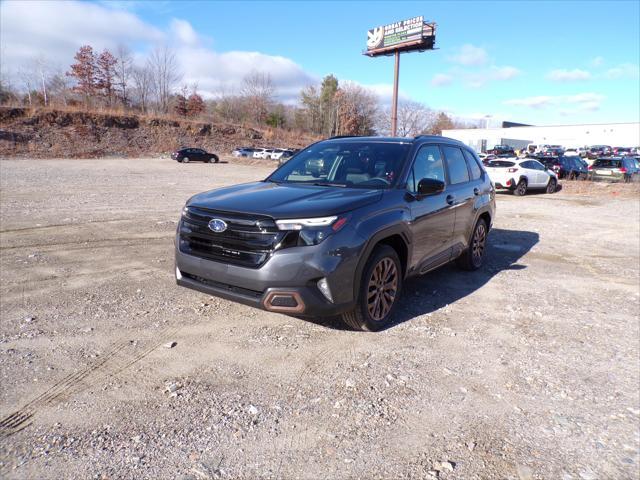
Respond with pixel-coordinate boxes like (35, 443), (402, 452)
(147, 46), (182, 113)
(378, 100), (432, 137)
(34, 56), (50, 106)
(240, 71), (275, 124)
(17, 67), (36, 106)
(114, 44), (133, 106)
(47, 69), (72, 106)
(131, 65), (153, 113)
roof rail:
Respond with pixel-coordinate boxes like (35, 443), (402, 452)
(329, 135), (362, 139)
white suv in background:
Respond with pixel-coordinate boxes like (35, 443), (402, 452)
(485, 157), (558, 196)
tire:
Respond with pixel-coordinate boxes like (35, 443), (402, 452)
(456, 218), (488, 271)
(513, 179), (527, 196)
(546, 178), (557, 194)
(213, 155), (219, 163)
(182, 157), (190, 163)
(341, 245), (402, 332)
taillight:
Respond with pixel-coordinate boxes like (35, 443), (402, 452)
(620, 167), (627, 173)
(508, 168), (518, 173)
(588, 165), (593, 170)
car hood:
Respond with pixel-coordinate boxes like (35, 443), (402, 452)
(187, 181), (383, 218)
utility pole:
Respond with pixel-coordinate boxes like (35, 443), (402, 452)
(391, 51), (400, 137)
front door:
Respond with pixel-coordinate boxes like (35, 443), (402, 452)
(407, 144), (456, 271)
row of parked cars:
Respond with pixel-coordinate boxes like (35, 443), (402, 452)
(485, 144), (640, 161)
(232, 146), (299, 162)
(482, 148), (640, 194)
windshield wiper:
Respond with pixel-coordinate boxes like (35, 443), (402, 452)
(310, 181), (347, 187)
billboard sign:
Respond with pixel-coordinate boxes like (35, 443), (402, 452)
(365, 16), (436, 56)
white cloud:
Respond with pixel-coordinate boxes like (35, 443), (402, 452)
(431, 74), (453, 87)
(170, 19), (200, 47)
(0, 0), (317, 103)
(604, 63), (639, 79)
(448, 44), (489, 66)
(0, 0), (163, 70)
(504, 96), (555, 109)
(504, 92), (605, 111)
(491, 66), (521, 80)
(546, 68), (591, 82)
(461, 65), (521, 88)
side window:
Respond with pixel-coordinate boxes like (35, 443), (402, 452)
(520, 161), (532, 169)
(462, 149), (482, 180)
(532, 161), (544, 171)
(442, 146), (470, 185)
(407, 145), (446, 193)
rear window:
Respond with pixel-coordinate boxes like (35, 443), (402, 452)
(487, 160), (515, 168)
(593, 159), (621, 168)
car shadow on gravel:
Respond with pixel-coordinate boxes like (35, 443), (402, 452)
(313, 227), (539, 331)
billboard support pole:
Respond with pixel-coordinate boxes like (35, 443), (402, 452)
(391, 51), (400, 137)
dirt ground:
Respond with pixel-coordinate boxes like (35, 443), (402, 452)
(0, 157), (638, 480)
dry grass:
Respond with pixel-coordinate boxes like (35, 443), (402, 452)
(560, 178), (640, 198)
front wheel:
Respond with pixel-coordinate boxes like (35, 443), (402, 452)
(182, 157), (190, 163)
(341, 245), (402, 332)
(457, 218), (488, 271)
(546, 178), (557, 193)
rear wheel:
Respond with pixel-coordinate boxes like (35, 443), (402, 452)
(513, 179), (527, 196)
(182, 157), (190, 163)
(457, 218), (488, 271)
(546, 178), (557, 193)
(341, 245), (402, 332)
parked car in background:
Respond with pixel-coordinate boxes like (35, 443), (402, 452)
(232, 147), (256, 157)
(587, 145), (612, 159)
(270, 149), (295, 161)
(487, 144), (515, 156)
(541, 147), (564, 157)
(485, 158), (557, 195)
(537, 155), (584, 179)
(252, 148), (269, 159)
(172, 148), (219, 163)
(612, 147), (632, 156)
(275, 150), (296, 165)
(589, 157), (639, 182)
(564, 148), (579, 156)
(577, 147), (588, 158)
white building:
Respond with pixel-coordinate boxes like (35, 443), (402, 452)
(443, 122), (640, 153)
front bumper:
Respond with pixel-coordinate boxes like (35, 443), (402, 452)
(175, 226), (365, 317)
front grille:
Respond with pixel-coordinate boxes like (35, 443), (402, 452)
(179, 206), (284, 268)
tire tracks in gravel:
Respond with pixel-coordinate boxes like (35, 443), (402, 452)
(271, 331), (410, 478)
(0, 325), (180, 439)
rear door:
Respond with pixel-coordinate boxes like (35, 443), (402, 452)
(407, 144), (456, 271)
(441, 145), (477, 250)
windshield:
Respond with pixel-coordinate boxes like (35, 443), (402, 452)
(267, 141), (411, 189)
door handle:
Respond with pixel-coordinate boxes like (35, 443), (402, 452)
(446, 194), (455, 205)
(473, 187), (480, 196)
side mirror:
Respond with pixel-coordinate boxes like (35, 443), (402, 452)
(417, 178), (445, 196)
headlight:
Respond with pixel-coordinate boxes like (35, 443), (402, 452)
(275, 216), (337, 231)
(275, 216), (348, 246)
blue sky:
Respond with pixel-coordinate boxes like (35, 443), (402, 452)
(1, 0), (639, 126)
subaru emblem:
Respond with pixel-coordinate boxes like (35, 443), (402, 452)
(208, 218), (227, 233)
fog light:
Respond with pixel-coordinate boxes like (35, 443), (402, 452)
(175, 267), (182, 280)
(317, 277), (333, 303)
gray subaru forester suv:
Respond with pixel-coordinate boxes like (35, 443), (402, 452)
(175, 135), (495, 331)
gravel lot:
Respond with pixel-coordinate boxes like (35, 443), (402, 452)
(1, 157), (639, 480)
